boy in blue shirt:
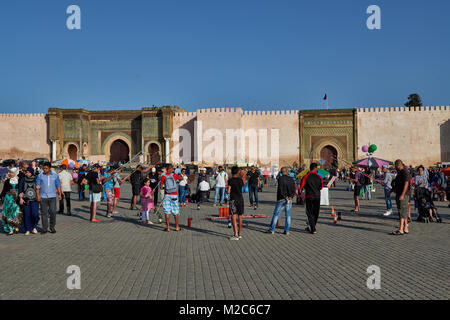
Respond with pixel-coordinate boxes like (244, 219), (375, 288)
(102, 167), (115, 218)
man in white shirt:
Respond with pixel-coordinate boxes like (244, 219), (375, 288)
(213, 166), (228, 207)
(197, 177), (210, 210)
(58, 165), (73, 215)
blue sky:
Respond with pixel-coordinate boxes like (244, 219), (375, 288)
(0, 0), (449, 113)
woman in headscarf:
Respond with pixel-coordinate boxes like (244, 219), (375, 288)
(1, 167), (22, 235)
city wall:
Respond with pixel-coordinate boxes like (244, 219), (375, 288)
(0, 106), (448, 167)
(173, 108), (299, 166)
(357, 106), (450, 166)
(0, 113), (51, 160)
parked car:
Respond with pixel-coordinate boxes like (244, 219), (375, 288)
(1, 159), (17, 167)
(33, 158), (50, 166)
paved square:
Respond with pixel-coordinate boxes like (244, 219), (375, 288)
(1, 182), (449, 300)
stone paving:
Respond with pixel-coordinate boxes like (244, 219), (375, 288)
(0, 181), (449, 300)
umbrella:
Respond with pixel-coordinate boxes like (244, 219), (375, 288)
(296, 168), (309, 178)
(318, 168), (330, 178)
(60, 159), (76, 167)
(297, 168), (329, 179)
(353, 157), (393, 169)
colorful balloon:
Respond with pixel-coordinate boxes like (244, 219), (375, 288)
(68, 162), (75, 169)
(362, 145), (369, 153)
(72, 172), (78, 180)
(368, 144), (377, 153)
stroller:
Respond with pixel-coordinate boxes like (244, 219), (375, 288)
(416, 188), (442, 223)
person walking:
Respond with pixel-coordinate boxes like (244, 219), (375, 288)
(388, 159), (411, 235)
(1, 167), (22, 235)
(58, 164), (73, 215)
(300, 163), (323, 234)
(140, 178), (155, 224)
(160, 164), (182, 232)
(18, 167), (40, 235)
(381, 165), (393, 216)
(246, 166), (260, 210)
(36, 162), (62, 234)
(213, 166), (228, 207)
(266, 167), (296, 235)
(227, 166), (244, 240)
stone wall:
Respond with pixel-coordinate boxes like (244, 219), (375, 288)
(357, 106), (450, 166)
(0, 114), (50, 160)
(172, 108), (299, 167)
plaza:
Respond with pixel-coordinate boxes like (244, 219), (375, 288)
(1, 181), (448, 300)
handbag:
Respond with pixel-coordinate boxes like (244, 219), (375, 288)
(92, 183), (103, 194)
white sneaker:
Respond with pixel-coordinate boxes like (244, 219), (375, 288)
(32, 228), (38, 234)
(25, 231), (30, 236)
(383, 210), (392, 216)
(238, 235), (242, 239)
(230, 235), (239, 241)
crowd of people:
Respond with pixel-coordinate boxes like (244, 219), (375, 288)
(1, 158), (448, 239)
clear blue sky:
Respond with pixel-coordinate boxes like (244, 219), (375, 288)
(0, 0), (449, 113)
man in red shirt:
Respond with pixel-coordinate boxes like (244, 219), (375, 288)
(160, 164), (182, 231)
(300, 163), (323, 234)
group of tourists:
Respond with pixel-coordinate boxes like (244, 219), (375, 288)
(1, 157), (448, 239)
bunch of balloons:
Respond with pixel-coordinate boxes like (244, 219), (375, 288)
(362, 144), (377, 155)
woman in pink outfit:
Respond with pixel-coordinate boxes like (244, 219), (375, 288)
(140, 178), (155, 224)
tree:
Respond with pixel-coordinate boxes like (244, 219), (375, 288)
(404, 93), (423, 108)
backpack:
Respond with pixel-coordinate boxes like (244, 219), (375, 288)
(359, 173), (367, 185)
(23, 176), (37, 201)
(163, 173), (178, 194)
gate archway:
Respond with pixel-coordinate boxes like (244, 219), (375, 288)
(319, 145), (338, 169)
(149, 143), (161, 165)
(68, 144), (78, 161)
(110, 139), (130, 163)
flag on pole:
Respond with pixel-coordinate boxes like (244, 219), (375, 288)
(323, 93), (327, 100)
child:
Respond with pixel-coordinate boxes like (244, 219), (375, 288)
(227, 166), (244, 240)
(419, 197), (441, 223)
(140, 178), (154, 224)
(102, 167), (116, 218)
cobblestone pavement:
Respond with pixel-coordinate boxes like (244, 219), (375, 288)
(0, 181), (449, 300)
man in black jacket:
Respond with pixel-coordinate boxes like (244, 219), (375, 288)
(266, 167), (296, 235)
(300, 162), (323, 234)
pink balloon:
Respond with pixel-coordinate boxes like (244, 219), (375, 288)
(72, 172), (78, 180)
(362, 145), (369, 153)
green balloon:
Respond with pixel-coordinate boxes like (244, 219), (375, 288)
(368, 144), (377, 153)
(84, 184), (89, 190)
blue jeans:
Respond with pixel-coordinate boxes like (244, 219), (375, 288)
(269, 200), (292, 233)
(362, 185), (371, 200)
(22, 201), (40, 232)
(214, 186), (226, 205)
(384, 188), (392, 210)
(249, 184), (259, 206)
(179, 185), (186, 204)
